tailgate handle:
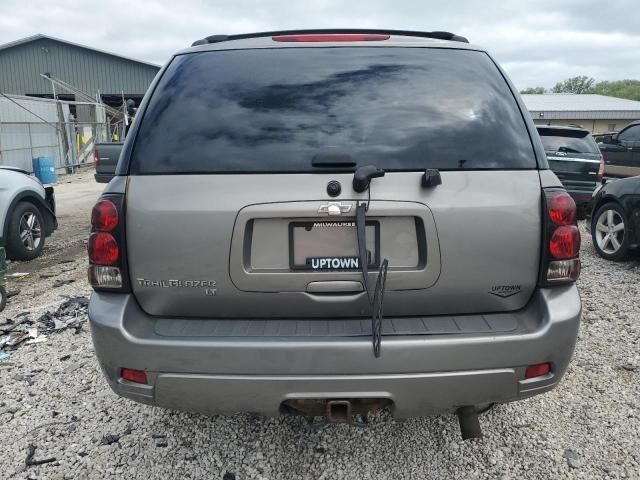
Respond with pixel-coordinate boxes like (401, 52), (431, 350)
(306, 281), (364, 294)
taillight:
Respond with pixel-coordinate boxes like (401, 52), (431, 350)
(525, 363), (552, 379)
(89, 265), (123, 289)
(91, 199), (119, 231)
(121, 368), (148, 384)
(540, 189), (581, 286)
(88, 194), (130, 291)
(546, 259), (580, 283)
(272, 34), (390, 42)
(93, 148), (100, 166)
(88, 232), (119, 265)
(548, 193), (576, 226)
(549, 226), (581, 259)
(597, 153), (605, 181)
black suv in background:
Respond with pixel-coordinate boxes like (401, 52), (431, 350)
(537, 125), (603, 218)
(600, 120), (640, 178)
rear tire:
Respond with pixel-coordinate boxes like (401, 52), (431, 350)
(6, 202), (46, 261)
(591, 202), (630, 261)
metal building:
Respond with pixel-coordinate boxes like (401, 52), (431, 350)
(0, 34), (160, 103)
(522, 94), (640, 134)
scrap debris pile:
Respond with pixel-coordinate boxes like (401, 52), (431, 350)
(0, 296), (89, 360)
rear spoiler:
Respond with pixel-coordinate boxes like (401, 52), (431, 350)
(192, 29), (469, 46)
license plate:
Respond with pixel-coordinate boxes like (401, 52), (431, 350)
(289, 220), (379, 271)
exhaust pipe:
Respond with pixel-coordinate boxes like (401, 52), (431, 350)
(457, 406), (482, 440)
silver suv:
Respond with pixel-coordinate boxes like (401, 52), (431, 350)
(88, 30), (582, 438)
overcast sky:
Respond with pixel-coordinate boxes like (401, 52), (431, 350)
(1, 0), (639, 89)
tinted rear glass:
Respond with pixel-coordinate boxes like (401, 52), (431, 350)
(130, 48), (535, 173)
(537, 128), (600, 154)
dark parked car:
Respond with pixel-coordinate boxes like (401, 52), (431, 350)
(537, 125), (603, 218)
(94, 143), (123, 183)
(600, 120), (640, 178)
(590, 175), (640, 260)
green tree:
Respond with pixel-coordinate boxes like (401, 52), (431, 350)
(551, 76), (595, 94)
(589, 80), (640, 101)
(520, 87), (546, 94)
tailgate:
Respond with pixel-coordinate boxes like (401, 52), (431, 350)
(126, 170), (541, 318)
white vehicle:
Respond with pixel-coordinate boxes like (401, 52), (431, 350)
(0, 166), (57, 261)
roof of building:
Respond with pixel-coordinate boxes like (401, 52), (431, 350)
(522, 94), (640, 120)
(0, 34), (160, 68)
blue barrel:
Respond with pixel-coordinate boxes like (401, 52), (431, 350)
(32, 156), (57, 184)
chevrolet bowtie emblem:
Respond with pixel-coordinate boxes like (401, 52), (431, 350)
(318, 202), (353, 216)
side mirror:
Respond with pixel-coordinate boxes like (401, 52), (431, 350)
(602, 135), (616, 145)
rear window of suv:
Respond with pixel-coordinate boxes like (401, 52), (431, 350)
(537, 128), (600, 154)
(130, 47), (536, 174)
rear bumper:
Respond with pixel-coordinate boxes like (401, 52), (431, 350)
(89, 286), (581, 417)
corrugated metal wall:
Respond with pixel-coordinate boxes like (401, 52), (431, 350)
(0, 37), (160, 96)
(0, 95), (71, 172)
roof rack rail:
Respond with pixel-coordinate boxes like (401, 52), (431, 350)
(191, 29), (469, 47)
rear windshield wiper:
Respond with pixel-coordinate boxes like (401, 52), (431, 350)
(352, 165), (388, 358)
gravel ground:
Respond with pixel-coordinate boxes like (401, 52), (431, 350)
(1, 213), (639, 479)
